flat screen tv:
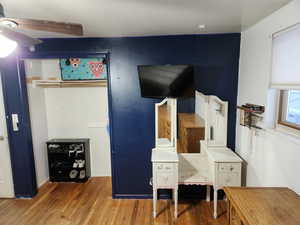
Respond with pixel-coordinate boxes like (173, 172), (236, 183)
(138, 65), (194, 98)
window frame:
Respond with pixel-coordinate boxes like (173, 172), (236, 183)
(277, 90), (300, 132)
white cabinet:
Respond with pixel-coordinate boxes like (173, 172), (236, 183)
(207, 146), (242, 189)
(203, 142), (242, 219)
(151, 150), (178, 218)
(154, 163), (178, 188)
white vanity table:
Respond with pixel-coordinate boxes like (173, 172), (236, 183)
(151, 91), (242, 219)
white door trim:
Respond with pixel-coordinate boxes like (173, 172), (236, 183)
(0, 75), (15, 198)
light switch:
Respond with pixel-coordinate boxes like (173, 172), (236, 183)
(11, 114), (19, 131)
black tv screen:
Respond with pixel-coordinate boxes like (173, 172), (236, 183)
(138, 65), (194, 98)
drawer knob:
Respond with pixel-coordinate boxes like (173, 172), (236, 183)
(230, 167), (234, 171)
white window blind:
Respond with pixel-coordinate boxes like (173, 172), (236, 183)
(271, 23), (300, 89)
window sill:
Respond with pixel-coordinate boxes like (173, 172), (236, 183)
(278, 121), (300, 131)
(264, 126), (300, 145)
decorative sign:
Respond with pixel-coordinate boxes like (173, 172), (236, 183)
(60, 57), (107, 80)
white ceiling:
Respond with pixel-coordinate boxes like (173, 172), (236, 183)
(0, 0), (292, 38)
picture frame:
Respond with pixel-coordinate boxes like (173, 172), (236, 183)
(60, 57), (107, 81)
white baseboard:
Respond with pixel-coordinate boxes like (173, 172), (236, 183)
(38, 178), (49, 188)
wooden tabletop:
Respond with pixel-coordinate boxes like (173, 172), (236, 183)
(224, 187), (300, 225)
(178, 113), (205, 128)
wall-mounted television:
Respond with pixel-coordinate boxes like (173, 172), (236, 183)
(137, 65), (194, 99)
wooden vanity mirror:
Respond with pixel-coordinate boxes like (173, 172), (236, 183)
(155, 98), (177, 149)
(178, 113), (205, 153)
(177, 91), (228, 153)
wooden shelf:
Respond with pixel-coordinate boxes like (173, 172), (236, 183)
(27, 78), (107, 88)
(237, 105), (264, 129)
(237, 106), (264, 114)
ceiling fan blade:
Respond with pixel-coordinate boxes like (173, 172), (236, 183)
(0, 17), (83, 36)
(0, 25), (42, 47)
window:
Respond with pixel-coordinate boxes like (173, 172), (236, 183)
(278, 90), (300, 130)
(272, 24), (300, 133)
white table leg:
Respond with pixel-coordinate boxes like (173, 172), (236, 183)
(213, 187), (218, 219)
(174, 188), (178, 218)
(206, 185), (211, 202)
(153, 188), (157, 218)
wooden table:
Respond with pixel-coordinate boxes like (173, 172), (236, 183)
(224, 187), (300, 225)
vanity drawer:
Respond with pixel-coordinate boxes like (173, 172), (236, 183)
(156, 172), (176, 187)
(217, 163), (240, 173)
(217, 172), (241, 187)
(155, 163), (174, 172)
(153, 162), (178, 188)
(215, 163), (241, 187)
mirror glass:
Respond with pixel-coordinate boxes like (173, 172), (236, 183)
(178, 113), (205, 153)
(157, 101), (172, 146)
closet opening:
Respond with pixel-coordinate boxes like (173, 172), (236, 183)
(23, 56), (112, 187)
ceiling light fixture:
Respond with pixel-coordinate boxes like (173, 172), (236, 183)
(0, 33), (17, 58)
(198, 24), (206, 29)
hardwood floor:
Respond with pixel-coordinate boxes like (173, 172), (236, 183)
(0, 178), (227, 225)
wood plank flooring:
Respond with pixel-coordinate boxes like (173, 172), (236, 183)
(0, 177), (227, 225)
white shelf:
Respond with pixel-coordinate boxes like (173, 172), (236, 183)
(28, 78), (107, 88)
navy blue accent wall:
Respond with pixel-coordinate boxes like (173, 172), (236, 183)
(3, 34), (240, 198)
(0, 53), (37, 197)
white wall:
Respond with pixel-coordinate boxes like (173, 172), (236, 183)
(27, 86), (49, 187)
(45, 87), (111, 176)
(237, 0), (300, 194)
(25, 59), (111, 184)
(26, 60), (49, 187)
